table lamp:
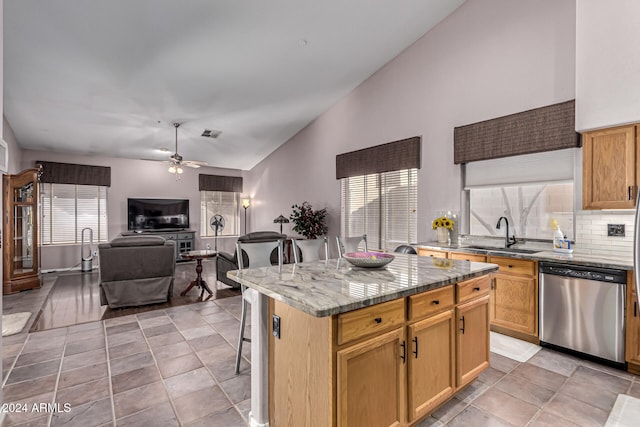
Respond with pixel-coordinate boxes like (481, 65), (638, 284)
(273, 214), (290, 234)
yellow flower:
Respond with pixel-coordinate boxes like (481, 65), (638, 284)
(432, 216), (454, 230)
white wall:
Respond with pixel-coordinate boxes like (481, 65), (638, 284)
(245, 0), (577, 250)
(20, 149), (244, 270)
(576, 0), (640, 131)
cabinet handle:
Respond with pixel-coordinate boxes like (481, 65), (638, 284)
(432, 300), (440, 305)
(629, 185), (633, 201)
(400, 341), (406, 364)
(460, 316), (465, 334)
(491, 278), (495, 290)
(412, 337), (419, 358)
(635, 301), (637, 317)
(374, 317), (382, 324)
(473, 287), (480, 292)
(508, 265), (513, 268)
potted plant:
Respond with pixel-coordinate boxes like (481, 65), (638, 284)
(290, 202), (328, 239)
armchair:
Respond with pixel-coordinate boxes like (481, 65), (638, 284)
(216, 231), (287, 288)
(98, 235), (175, 308)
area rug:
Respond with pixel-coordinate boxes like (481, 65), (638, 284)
(2, 312), (32, 336)
(490, 331), (541, 362)
(605, 394), (640, 427)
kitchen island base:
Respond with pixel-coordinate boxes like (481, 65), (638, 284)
(268, 275), (491, 427)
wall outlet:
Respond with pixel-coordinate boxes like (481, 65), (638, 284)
(206, 243), (211, 250)
(272, 314), (281, 339)
(607, 224), (625, 237)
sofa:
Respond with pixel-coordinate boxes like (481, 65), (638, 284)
(216, 231), (287, 288)
(98, 235), (176, 308)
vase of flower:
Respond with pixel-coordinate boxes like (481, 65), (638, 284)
(432, 215), (455, 244)
(436, 227), (449, 243)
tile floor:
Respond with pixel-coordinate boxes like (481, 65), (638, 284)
(3, 273), (640, 426)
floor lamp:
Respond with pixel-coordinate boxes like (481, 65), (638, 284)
(242, 198), (250, 233)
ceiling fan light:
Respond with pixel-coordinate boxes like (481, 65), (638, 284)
(177, 166), (184, 174)
(168, 165), (176, 174)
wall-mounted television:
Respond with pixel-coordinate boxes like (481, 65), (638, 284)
(127, 198), (189, 230)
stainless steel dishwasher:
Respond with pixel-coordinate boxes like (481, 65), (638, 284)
(539, 262), (626, 367)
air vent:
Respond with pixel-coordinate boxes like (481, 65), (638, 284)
(201, 129), (222, 139)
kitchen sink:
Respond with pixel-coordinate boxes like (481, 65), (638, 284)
(462, 245), (541, 254)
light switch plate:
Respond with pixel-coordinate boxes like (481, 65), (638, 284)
(607, 224), (625, 237)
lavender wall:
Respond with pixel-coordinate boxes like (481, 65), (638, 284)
(576, 0), (640, 131)
(245, 0), (577, 251)
(20, 149), (244, 270)
(4, 116), (23, 173)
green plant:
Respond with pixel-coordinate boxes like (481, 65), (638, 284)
(290, 202), (328, 239)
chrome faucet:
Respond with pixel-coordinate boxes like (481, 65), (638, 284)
(496, 216), (517, 248)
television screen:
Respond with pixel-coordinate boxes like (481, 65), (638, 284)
(127, 198), (189, 230)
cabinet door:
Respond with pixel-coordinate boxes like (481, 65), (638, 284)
(583, 124), (638, 209)
(490, 273), (537, 336)
(456, 295), (490, 388)
(407, 309), (455, 422)
(626, 290), (640, 366)
(337, 328), (405, 427)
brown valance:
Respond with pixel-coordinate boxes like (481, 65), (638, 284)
(453, 100), (580, 164)
(36, 161), (111, 186)
(198, 174), (243, 192)
(336, 136), (421, 179)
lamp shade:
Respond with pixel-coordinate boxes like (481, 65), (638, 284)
(241, 198), (251, 209)
(273, 214), (289, 224)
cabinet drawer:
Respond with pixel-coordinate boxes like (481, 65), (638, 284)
(178, 233), (193, 240)
(408, 285), (454, 321)
(450, 252), (487, 263)
(337, 299), (405, 345)
(489, 256), (535, 276)
(418, 249), (449, 259)
(456, 275), (490, 304)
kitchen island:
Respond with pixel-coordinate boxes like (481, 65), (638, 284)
(228, 253), (498, 427)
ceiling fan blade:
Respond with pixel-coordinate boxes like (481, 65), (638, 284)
(183, 160), (208, 166)
(183, 163), (202, 169)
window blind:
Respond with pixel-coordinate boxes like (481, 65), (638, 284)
(465, 148), (576, 189)
(341, 169), (417, 252)
(41, 183), (108, 244)
(200, 191), (239, 237)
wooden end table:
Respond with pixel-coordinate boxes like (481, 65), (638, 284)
(179, 250), (217, 300)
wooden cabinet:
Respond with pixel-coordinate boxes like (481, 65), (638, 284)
(449, 252), (487, 263)
(582, 124), (640, 209)
(626, 272), (640, 374)
(3, 168), (41, 294)
(456, 294), (490, 388)
(269, 276), (491, 427)
(407, 309), (454, 422)
(337, 328), (406, 427)
(417, 248), (448, 259)
(488, 256), (538, 343)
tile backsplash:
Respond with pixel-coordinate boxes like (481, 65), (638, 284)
(575, 211), (635, 258)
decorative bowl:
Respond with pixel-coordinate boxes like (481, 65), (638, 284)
(343, 251), (395, 268)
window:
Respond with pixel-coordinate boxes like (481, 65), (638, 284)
(200, 191), (239, 237)
(341, 168), (417, 251)
(40, 183), (108, 245)
(464, 149), (576, 240)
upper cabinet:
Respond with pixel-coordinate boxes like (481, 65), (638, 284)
(582, 124), (640, 209)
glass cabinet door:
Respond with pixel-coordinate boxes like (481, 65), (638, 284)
(13, 205), (34, 274)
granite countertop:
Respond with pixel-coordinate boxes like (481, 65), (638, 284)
(227, 253), (498, 317)
(416, 242), (634, 271)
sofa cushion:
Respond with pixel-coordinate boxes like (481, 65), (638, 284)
(107, 236), (167, 247)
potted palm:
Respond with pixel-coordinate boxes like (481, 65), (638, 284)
(290, 202), (328, 239)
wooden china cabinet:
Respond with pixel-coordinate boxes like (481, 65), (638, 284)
(3, 168), (41, 294)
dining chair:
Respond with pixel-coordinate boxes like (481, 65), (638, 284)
(235, 239), (284, 374)
(292, 237), (329, 263)
(336, 234), (368, 257)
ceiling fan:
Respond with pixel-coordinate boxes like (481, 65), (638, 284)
(167, 122), (207, 176)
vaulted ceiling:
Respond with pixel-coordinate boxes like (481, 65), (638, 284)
(4, 0), (465, 170)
